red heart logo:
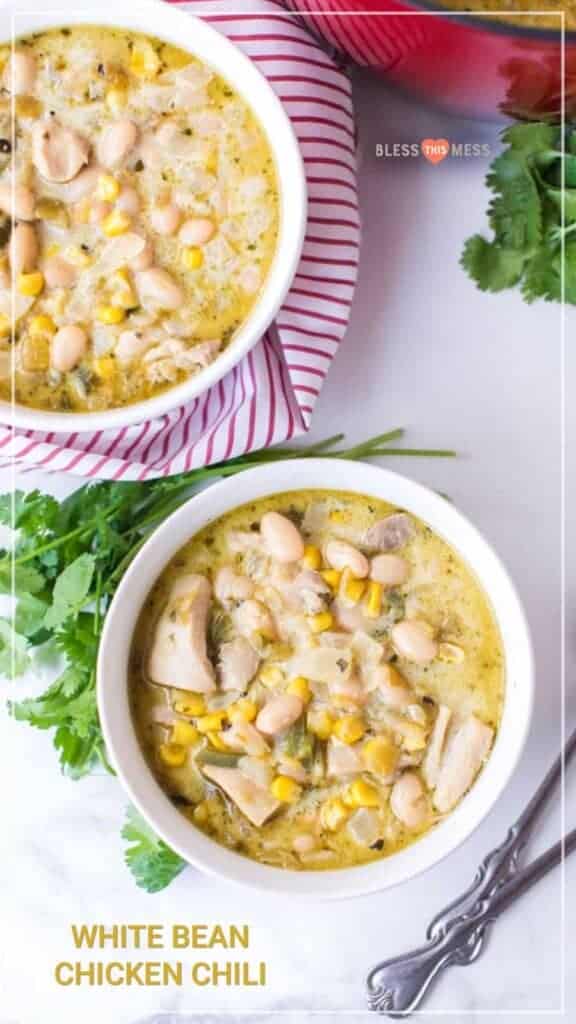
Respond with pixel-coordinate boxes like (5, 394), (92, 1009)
(421, 138), (450, 164)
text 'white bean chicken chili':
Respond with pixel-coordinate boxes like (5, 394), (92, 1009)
(131, 490), (504, 871)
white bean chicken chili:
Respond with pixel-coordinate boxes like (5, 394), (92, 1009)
(131, 490), (504, 871)
(0, 26), (279, 412)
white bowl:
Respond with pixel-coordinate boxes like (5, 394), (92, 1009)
(1, 0), (306, 432)
(98, 459), (534, 898)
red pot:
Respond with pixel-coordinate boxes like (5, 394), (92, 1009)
(285, 0), (573, 120)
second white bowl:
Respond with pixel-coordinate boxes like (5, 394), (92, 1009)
(1, 0), (307, 433)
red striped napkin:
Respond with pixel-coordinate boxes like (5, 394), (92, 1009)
(2, 0), (359, 480)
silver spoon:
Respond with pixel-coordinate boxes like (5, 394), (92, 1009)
(366, 726), (576, 1017)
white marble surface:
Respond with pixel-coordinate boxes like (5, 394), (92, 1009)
(2, 71), (575, 1024)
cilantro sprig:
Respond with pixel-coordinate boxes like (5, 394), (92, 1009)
(2, 429), (454, 890)
(461, 122), (576, 304)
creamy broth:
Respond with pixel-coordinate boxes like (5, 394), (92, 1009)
(437, 1), (571, 29)
(131, 490), (504, 871)
(0, 26), (278, 412)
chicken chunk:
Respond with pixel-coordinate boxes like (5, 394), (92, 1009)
(364, 513), (414, 551)
(326, 738), (362, 776)
(214, 566), (254, 604)
(422, 705), (452, 789)
(202, 764), (279, 827)
(433, 715), (494, 813)
(218, 637), (260, 691)
(147, 574), (216, 693)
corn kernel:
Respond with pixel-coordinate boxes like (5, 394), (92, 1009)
(399, 721), (428, 753)
(308, 611), (334, 634)
(96, 173), (120, 202)
(362, 736), (400, 776)
(302, 545), (322, 570)
(96, 304), (126, 325)
(287, 676), (311, 703)
(320, 797), (349, 831)
(196, 711), (228, 733)
(227, 699), (258, 724)
(267, 641), (293, 661)
(343, 778), (381, 808)
(182, 246), (204, 271)
(161, 43), (192, 69)
(342, 570), (366, 605)
(0, 314), (10, 338)
(105, 86), (128, 115)
(260, 664), (284, 688)
(171, 721), (199, 746)
(102, 210), (131, 237)
(329, 509), (346, 524)
(365, 580), (383, 619)
(271, 775), (302, 803)
(29, 315), (56, 338)
(207, 731), (230, 752)
(193, 801), (209, 826)
(158, 742), (187, 767)
(130, 43), (161, 79)
(321, 569), (341, 590)
(17, 271), (44, 297)
(307, 709), (334, 741)
(333, 715), (365, 745)
(174, 695), (206, 717)
(94, 356), (116, 382)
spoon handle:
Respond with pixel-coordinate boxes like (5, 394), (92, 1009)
(367, 727), (576, 1017)
(366, 828), (576, 1017)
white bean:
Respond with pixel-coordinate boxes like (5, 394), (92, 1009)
(325, 539), (369, 579)
(292, 833), (317, 855)
(372, 664), (413, 709)
(0, 183), (35, 221)
(129, 239), (154, 272)
(51, 326), (87, 373)
(32, 120), (90, 183)
(97, 119), (138, 169)
(9, 222), (38, 274)
(178, 217), (216, 246)
(390, 772), (429, 830)
(150, 203), (181, 237)
(256, 694), (303, 736)
(64, 164), (102, 203)
(260, 511), (304, 563)
(89, 199), (112, 225)
(43, 255), (77, 290)
(3, 51), (36, 95)
(391, 620), (438, 664)
(116, 186), (141, 217)
(370, 553), (409, 586)
(135, 267), (184, 311)
(115, 330), (151, 364)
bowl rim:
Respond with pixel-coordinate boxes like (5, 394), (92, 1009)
(0, 0), (307, 433)
(375, 0), (575, 42)
(97, 458), (534, 899)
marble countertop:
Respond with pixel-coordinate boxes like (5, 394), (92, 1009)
(2, 71), (575, 1024)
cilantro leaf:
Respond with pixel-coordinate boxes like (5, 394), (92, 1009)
(462, 121), (576, 304)
(0, 619), (30, 677)
(486, 150), (542, 251)
(122, 806), (187, 893)
(0, 561), (47, 596)
(15, 593), (49, 639)
(44, 554), (96, 630)
(461, 235), (526, 293)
